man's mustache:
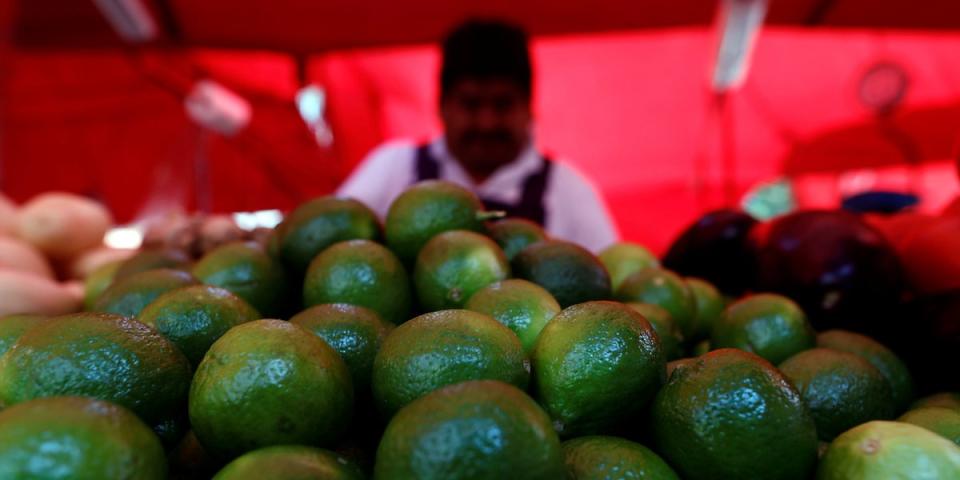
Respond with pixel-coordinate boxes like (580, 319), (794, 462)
(461, 130), (515, 144)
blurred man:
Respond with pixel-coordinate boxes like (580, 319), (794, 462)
(337, 20), (618, 251)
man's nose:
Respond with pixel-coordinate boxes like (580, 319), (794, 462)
(473, 105), (501, 130)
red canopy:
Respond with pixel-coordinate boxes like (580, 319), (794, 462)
(4, 1), (960, 252)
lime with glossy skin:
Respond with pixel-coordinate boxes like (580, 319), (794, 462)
(290, 303), (393, 392)
(303, 239), (412, 325)
(779, 348), (895, 441)
(385, 180), (487, 264)
(192, 242), (287, 318)
(0, 397), (167, 480)
(711, 293), (815, 365)
(138, 285), (261, 368)
(413, 230), (510, 311)
(532, 301), (665, 437)
(374, 380), (565, 480)
(273, 196), (381, 274)
(0, 312), (192, 427)
(651, 348), (818, 480)
(371, 309), (528, 418)
(465, 279), (561, 354)
(686, 277), (725, 340)
(0, 314), (48, 358)
(189, 320), (353, 459)
(626, 302), (684, 361)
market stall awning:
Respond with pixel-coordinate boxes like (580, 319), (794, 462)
(12, 0), (960, 52)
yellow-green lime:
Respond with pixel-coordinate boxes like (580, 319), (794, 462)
(899, 407), (960, 445)
(374, 380), (565, 480)
(532, 301), (665, 437)
(465, 279), (561, 354)
(371, 309), (528, 418)
(599, 242), (659, 291)
(913, 393), (960, 413)
(83, 259), (123, 310)
(189, 320), (353, 459)
(816, 421), (960, 479)
(114, 248), (191, 281)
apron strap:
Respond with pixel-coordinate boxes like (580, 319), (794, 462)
(412, 143), (552, 224)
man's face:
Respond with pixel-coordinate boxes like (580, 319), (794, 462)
(440, 78), (532, 176)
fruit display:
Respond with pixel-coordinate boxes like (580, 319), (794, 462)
(1, 179), (959, 479)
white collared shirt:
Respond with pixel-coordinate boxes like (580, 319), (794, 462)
(337, 138), (619, 252)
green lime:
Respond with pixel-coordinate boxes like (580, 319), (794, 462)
(303, 239), (412, 324)
(563, 435), (679, 480)
(691, 339), (711, 356)
(290, 303), (393, 392)
(114, 248), (191, 280)
(711, 293), (815, 365)
(274, 196), (381, 274)
(686, 277), (725, 340)
(532, 301), (665, 437)
(374, 380), (565, 480)
(626, 302), (684, 360)
(465, 278), (561, 354)
(192, 242), (288, 317)
(666, 357), (696, 380)
(779, 348), (895, 441)
(616, 268), (697, 338)
(913, 393), (960, 413)
(385, 180), (487, 264)
(0, 312), (191, 426)
(213, 445), (364, 480)
(899, 407), (960, 445)
(599, 242), (659, 291)
(816, 421), (960, 479)
(513, 240), (611, 307)
(371, 309), (527, 418)
(414, 230), (510, 311)
(0, 397), (166, 480)
(0, 314), (47, 358)
(83, 259), (123, 310)
(189, 320), (353, 459)
(138, 285), (261, 368)
(487, 218), (548, 261)
(817, 329), (914, 413)
(651, 348), (818, 480)
(93, 269), (197, 317)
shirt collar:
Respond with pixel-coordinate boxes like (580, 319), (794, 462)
(431, 137), (543, 201)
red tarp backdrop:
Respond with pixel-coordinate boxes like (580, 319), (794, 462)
(3, 2), (960, 251)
